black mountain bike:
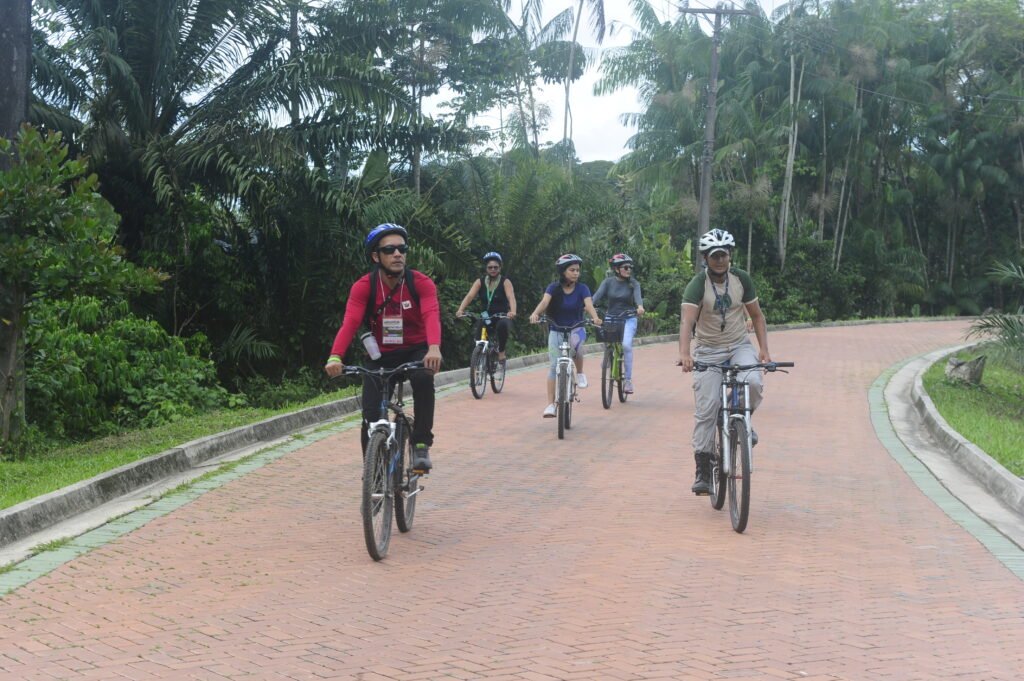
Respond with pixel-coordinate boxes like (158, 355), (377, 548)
(694, 360), (794, 533)
(342, 361), (428, 560)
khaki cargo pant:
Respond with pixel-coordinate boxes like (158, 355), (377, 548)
(691, 339), (764, 455)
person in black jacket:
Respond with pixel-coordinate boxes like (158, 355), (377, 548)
(456, 251), (517, 362)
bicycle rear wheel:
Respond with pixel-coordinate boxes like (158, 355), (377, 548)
(490, 350), (506, 393)
(600, 345), (613, 409)
(710, 424), (726, 510)
(616, 350), (627, 403)
(393, 417), (417, 533)
(469, 345), (487, 399)
(727, 420), (752, 533)
(362, 430), (394, 560)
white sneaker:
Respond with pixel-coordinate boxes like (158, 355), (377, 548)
(542, 403), (557, 418)
(576, 373), (589, 389)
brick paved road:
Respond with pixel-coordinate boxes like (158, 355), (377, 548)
(1, 320), (1022, 680)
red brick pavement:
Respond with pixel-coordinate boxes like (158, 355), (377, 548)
(0, 320), (1022, 680)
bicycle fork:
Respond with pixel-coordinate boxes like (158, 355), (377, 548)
(720, 382), (754, 476)
(370, 419), (424, 502)
(555, 356), (577, 403)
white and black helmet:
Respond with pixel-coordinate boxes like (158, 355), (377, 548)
(698, 228), (735, 254)
(555, 253), (583, 272)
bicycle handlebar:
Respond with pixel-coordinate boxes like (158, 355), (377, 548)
(534, 316), (594, 332)
(342, 361), (428, 380)
(693, 360), (795, 373)
(459, 312), (509, 321)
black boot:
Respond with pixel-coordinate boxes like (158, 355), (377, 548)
(690, 451), (710, 495)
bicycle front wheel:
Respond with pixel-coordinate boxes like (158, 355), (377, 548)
(600, 345), (613, 409)
(564, 379), (573, 430)
(393, 417), (416, 533)
(469, 345), (487, 399)
(616, 349), (627, 403)
(490, 350), (506, 393)
(727, 419), (752, 533)
(362, 430), (394, 560)
(556, 368), (568, 439)
(710, 424), (726, 510)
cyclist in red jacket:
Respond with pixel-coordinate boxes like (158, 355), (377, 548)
(324, 224), (442, 472)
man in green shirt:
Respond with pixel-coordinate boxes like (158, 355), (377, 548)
(678, 229), (772, 495)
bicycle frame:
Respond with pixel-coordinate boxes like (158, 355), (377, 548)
(361, 370), (423, 491)
(601, 311), (636, 381)
(717, 369), (753, 476)
(708, 361), (793, 471)
(554, 331), (577, 403)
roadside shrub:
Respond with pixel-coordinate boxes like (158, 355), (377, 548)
(26, 296), (232, 439)
(236, 366), (334, 409)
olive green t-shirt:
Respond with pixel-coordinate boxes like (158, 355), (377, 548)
(682, 267), (757, 347)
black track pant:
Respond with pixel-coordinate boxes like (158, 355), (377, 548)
(360, 344), (434, 453)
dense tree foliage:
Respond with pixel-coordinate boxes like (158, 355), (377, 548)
(1, 0), (1019, 451)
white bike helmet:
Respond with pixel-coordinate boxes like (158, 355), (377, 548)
(555, 253), (583, 272)
(699, 228), (735, 255)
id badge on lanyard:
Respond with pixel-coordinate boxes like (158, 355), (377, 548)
(382, 314), (403, 345)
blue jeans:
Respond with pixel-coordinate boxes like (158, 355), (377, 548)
(621, 316), (638, 379)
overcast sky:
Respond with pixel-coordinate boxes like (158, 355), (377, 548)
(468, 0), (782, 163)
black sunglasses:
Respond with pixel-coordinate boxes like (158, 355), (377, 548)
(378, 244), (409, 254)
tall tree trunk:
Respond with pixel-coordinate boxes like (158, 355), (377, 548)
(411, 37), (426, 194)
(526, 80), (540, 157)
(288, 3), (301, 126)
(0, 0), (31, 149)
(1013, 198), (1022, 253)
(817, 101), (827, 240)
(833, 86), (863, 271)
(563, 0), (584, 166)
(746, 220), (753, 273)
(777, 55), (804, 272)
(0, 0), (32, 456)
(946, 193), (960, 287)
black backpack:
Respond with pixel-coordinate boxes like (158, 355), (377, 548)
(362, 267), (421, 332)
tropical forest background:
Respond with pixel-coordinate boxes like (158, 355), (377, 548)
(1, 0), (1023, 456)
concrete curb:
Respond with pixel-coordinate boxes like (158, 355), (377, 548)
(909, 346), (1024, 512)
(0, 318), (962, 550)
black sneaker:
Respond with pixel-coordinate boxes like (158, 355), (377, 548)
(691, 474), (710, 495)
(412, 444), (432, 473)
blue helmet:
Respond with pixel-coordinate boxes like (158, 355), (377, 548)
(364, 223), (408, 258)
(483, 251), (502, 265)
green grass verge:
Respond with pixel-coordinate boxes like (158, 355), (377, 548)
(922, 350), (1024, 477)
(0, 385), (360, 510)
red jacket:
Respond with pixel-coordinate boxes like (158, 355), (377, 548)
(330, 270), (442, 358)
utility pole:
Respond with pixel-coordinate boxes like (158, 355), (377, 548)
(678, 4), (752, 263)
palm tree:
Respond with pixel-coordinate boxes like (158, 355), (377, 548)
(562, 0), (605, 158)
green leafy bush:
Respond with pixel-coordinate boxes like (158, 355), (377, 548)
(235, 366), (335, 409)
(26, 297), (233, 438)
